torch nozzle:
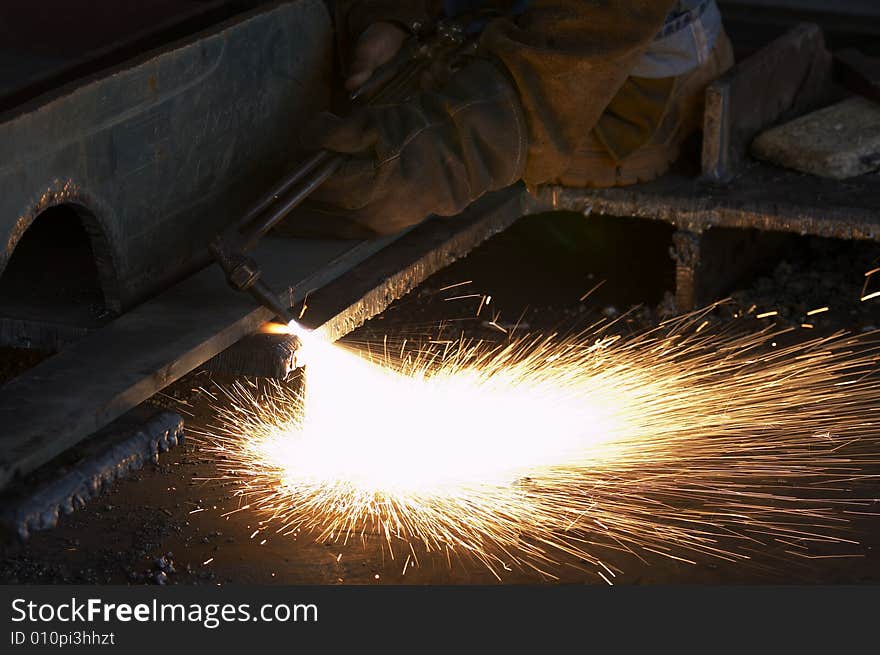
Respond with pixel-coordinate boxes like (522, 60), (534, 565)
(245, 278), (298, 326)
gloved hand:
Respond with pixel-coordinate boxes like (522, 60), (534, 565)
(344, 21), (408, 92)
(303, 58), (528, 236)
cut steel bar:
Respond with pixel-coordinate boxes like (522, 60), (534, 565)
(528, 164), (880, 241)
(202, 333), (299, 379)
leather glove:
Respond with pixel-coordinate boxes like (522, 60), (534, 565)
(301, 58), (528, 236)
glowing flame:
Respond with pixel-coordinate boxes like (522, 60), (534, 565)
(198, 310), (880, 579)
(280, 328), (624, 494)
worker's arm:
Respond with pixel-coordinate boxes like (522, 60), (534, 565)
(305, 1), (676, 235)
(302, 57), (528, 236)
(479, 0), (677, 185)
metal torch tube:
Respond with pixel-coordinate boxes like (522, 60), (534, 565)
(239, 155), (344, 250)
(235, 150), (336, 231)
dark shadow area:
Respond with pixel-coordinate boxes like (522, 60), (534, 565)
(696, 227), (801, 305)
(0, 1), (271, 112)
(485, 211), (676, 310)
(0, 205), (108, 334)
(719, 0), (880, 57)
(724, 231), (880, 328)
(343, 211), (677, 343)
(0, 204), (114, 380)
(426, 211), (677, 316)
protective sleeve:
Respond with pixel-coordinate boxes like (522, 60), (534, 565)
(477, 0), (677, 185)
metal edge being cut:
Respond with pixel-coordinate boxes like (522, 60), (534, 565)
(201, 332), (300, 379)
(10, 153), (875, 496)
(0, 408), (183, 541)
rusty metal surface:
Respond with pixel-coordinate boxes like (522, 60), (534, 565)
(670, 230), (701, 312)
(665, 226), (801, 311)
(702, 22), (834, 182)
